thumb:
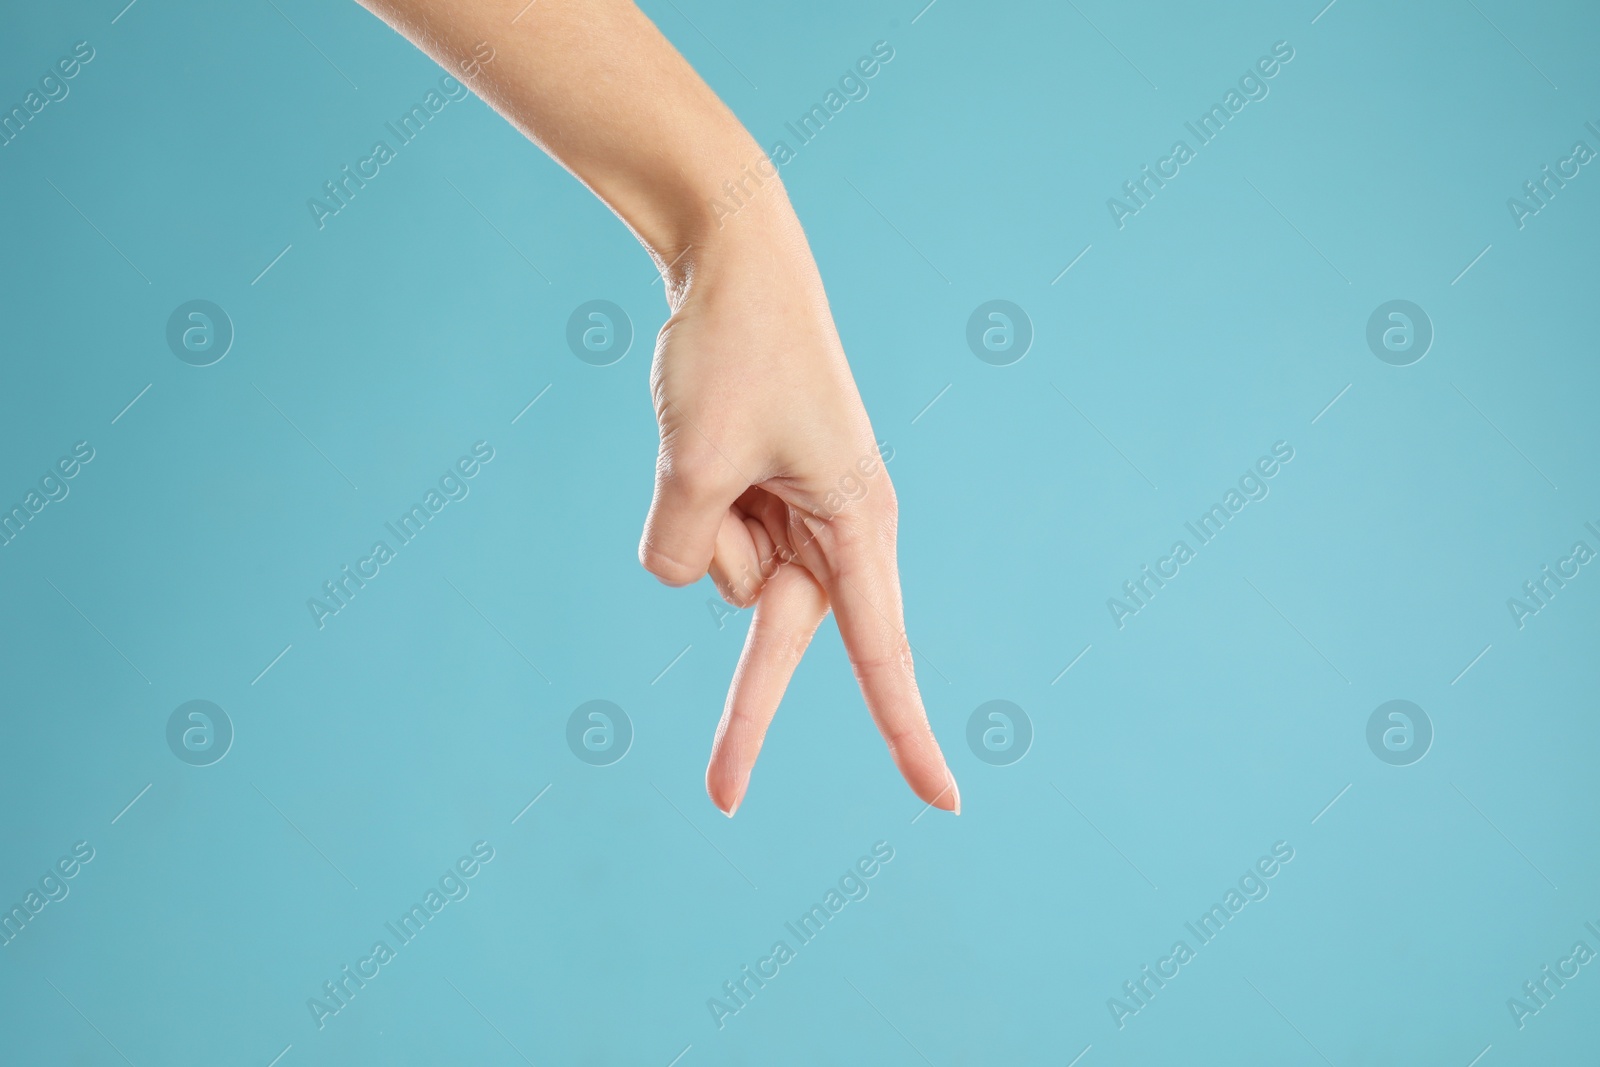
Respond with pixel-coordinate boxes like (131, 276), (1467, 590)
(639, 444), (745, 587)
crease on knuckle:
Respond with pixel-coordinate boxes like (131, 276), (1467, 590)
(850, 632), (915, 683)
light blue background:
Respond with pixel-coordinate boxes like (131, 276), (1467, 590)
(2, 0), (1597, 1063)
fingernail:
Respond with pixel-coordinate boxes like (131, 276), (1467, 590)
(708, 779), (733, 818)
(724, 773), (749, 818)
(945, 772), (961, 816)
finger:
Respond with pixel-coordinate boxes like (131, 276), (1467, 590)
(638, 444), (745, 586)
(709, 488), (799, 606)
(705, 562), (829, 816)
(708, 509), (774, 607)
(803, 508), (959, 814)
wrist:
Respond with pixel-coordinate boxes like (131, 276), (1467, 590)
(606, 132), (804, 305)
(662, 193), (817, 314)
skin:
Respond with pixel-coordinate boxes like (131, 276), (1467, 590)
(353, 0), (959, 816)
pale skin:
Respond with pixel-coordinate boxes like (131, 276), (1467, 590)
(354, 0), (959, 816)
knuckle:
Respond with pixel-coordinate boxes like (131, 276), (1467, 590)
(873, 477), (899, 527)
(850, 631), (916, 680)
(829, 504), (897, 560)
(879, 717), (928, 751)
(771, 625), (812, 670)
(661, 440), (733, 501)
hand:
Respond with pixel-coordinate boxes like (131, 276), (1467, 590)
(639, 200), (960, 817)
(347, 0), (958, 815)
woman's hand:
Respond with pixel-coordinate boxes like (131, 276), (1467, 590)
(351, 0), (959, 816)
(641, 196), (960, 817)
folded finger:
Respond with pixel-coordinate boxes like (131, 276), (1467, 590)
(708, 509), (775, 607)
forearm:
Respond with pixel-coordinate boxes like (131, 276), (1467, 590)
(353, 0), (792, 294)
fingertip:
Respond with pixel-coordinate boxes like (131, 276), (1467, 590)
(705, 758), (747, 817)
(894, 745), (960, 815)
(923, 767), (960, 814)
(923, 772), (960, 815)
(709, 783), (743, 818)
(719, 579), (760, 609)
